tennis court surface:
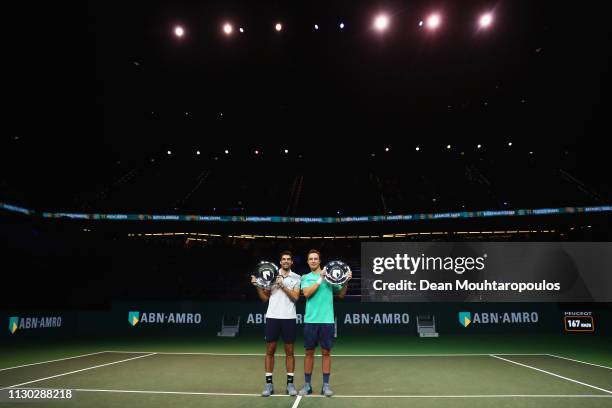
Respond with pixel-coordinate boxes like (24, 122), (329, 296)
(1, 337), (611, 408)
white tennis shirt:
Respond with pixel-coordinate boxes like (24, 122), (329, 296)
(266, 270), (301, 319)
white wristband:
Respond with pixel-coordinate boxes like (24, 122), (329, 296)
(316, 277), (323, 284)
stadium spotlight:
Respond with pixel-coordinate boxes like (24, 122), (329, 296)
(275, 23), (282, 32)
(223, 23), (233, 35)
(426, 14), (441, 30)
(479, 13), (493, 28)
(174, 26), (184, 37)
(374, 14), (390, 32)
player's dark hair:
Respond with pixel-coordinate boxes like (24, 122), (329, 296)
(280, 250), (293, 260)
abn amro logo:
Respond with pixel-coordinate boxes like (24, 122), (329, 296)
(458, 312), (472, 327)
(9, 317), (19, 334)
(128, 311), (140, 326)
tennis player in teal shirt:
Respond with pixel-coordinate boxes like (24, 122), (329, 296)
(298, 249), (351, 397)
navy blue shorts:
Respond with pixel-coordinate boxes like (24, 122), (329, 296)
(303, 323), (335, 350)
(265, 318), (297, 344)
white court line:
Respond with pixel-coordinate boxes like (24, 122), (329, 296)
(16, 388), (612, 398)
(110, 351), (265, 356)
(547, 354), (612, 370)
(0, 351), (107, 372)
(490, 355), (612, 395)
(18, 388), (285, 397)
(324, 394), (612, 398)
(104, 350), (548, 357)
(291, 395), (303, 407)
(1, 353), (157, 390)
